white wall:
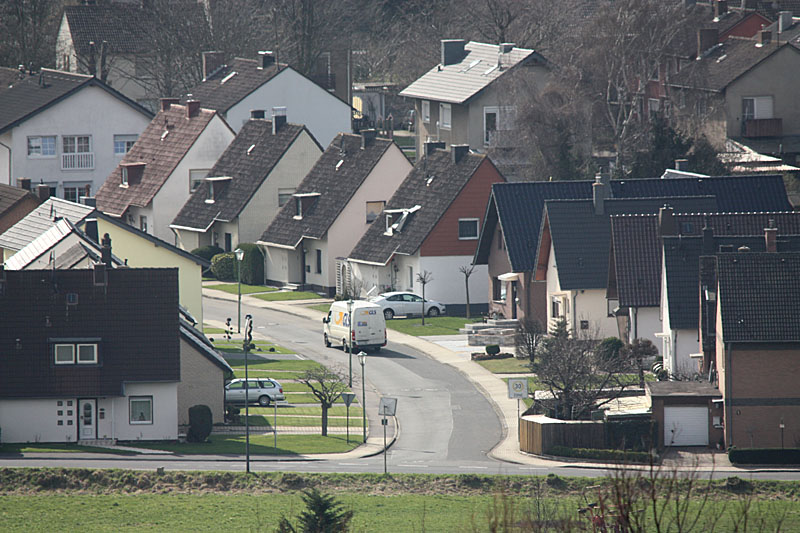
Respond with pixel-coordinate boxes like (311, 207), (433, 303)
(573, 289), (618, 339)
(418, 255), (489, 306)
(628, 307), (662, 353)
(112, 382), (178, 441)
(227, 68), (351, 147)
(2, 85), (151, 196)
(0, 398), (78, 443)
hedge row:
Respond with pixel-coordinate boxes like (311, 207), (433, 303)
(549, 445), (653, 464)
(728, 448), (800, 465)
(207, 244), (264, 283)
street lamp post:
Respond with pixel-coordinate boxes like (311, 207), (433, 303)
(359, 351), (367, 443)
(243, 314), (253, 474)
(235, 248), (245, 333)
(347, 299), (354, 387)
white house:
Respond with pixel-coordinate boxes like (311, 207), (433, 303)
(95, 100), (235, 244)
(0, 69), (152, 200)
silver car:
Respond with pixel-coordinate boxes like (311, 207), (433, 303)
(369, 291), (446, 320)
(225, 378), (285, 407)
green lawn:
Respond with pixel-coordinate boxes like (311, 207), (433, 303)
(202, 325), (226, 335)
(123, 434), (359, 455)
(307, 303), (332, 313)
(283, 392), (354, 404)
(0, 443), (135, 455)
(233, 369), (309, 380)
(205, 283), (277, 295)
(253, 291), (323, 301)
(226, 359), (322, 372)
(386, 316), (482, 336)
(262, 405), (363, 417)
(214, 342), (295, 355)
(476, 357), (532, 374)
(241, 415), (364, 428)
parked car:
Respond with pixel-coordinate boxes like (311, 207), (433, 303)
(323, 300), (387, 352)
(225, 378), (285, 407)
(368, 291), (446, 320)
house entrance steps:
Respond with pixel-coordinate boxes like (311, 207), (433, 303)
(461, 318), (518, 346)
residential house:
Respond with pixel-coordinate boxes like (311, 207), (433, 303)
(171, 111), (322, 254)
(95, 100), (235, 243)
(0, 264), (181, 443)
(258, 131), (411, 295)
(0, 69), (152, 199)
(0, 181), (41, 236)
(179, 315), (232, 426)
(474, 173), (791, 327)
(535, 185), (718, 338)
(347, 144), (505, 311)
(399, 40), (549, 178)
(184, 52), (351, 147)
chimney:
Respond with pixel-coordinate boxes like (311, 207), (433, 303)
(88, 41), (97, 76)
(101, 233), (112, 265)
(82, 196), (96, 208)
(697, 28), (719, 56)
(714, 0), (728, 19)
(778, 11), (794, 33)
(675, 159), (689, 171)
(592, 174), (606, 216)
(424, 141), (446, 157)
(17, 178), (31, 192)
(499, 42), (515, 54)
(360, 129), (377, 149)
(201, 51), (225, 80)
(441, 39), (466, 66)
(271, 106), (287, 135)
(250, 109), (266, 120)
(258, 50), (275, 69)
(758, 29), (772, 46)
(36, 183), (50, 202)
(160, 97), (179, 112)
(451, 144), (470, 164)
(186, 100), (201, 118)
(702, 220), (715, 254)
(765, 218), (777, 252)
(659, 206), (676, 236)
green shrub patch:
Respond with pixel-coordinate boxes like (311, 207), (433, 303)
(728, 448), (800, 465)
(549, 445), (653, 464)
(471, 352), (513, 361)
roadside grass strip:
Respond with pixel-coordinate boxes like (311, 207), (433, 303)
(202, 326), (227, 335)
(239, 415), (364, 428)
(122, 435), (359, 455)
(253, 291), (323, 301)
(476, 357), (533, 374)
(306, 303), (331, 313)
(0, 443), (135, 455)
(212, 341), (294, 355)
(386, 316), (483, 336)
(205, 283), (278, 295)
(225, 359), (321, 371)
(233, 369), (308, 380)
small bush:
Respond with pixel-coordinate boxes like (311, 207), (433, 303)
(210, 252), (236, 281)
(191, 245), (224, 262)
(236, 243), (264, 285)
(485, 344), (501, 356)
(549, 445), (652, 464)
(471, 352), (513, 361)
(187, 405), (212, 443)
(225, 404), (241, 424)
(728, 448), (800, 465)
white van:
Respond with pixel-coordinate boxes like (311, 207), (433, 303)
(323, 300), (387, 353)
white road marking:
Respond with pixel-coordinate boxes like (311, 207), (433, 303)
(338, 463), (359, 466)
(458, 466), (488, 469)
(398, 464), (428, 468)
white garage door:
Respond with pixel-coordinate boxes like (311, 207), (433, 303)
(664, 406), (708, 446)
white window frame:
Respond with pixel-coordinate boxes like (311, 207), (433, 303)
(458, 218), (480, 240)
(54, 344), (75, 365)
(129, 396), (153, 425)
(483, 106), (515, 146)
(121, 167), (129, 187)
(139, 215), (148, 233)
(27, 135), (57, 158)
(421, 101), (430, 123)
(439, 103), (451, 129)
(278, 188), (295, 207)
(113, 134), (138, 155)
(742, 96), (773, 121)
(77, 344), (98, 364)
(62, 135), (93, 170)
(63, 135), (92, 155)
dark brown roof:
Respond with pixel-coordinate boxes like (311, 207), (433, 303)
(0, 268), (180, 399)
(259, 133), (396, 248)
(171, 119), (311, 231)
(646, 381), (722, 398)
(96, 103), (221, 217)
(0, 183), (38, 219)
(348, 149), (498, 265)
(0, 67), (25, 93)
(184, 58), (288, 114)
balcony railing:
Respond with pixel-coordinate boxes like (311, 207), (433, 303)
(62, 152), (94, 170)
(743, 118), (782, 138)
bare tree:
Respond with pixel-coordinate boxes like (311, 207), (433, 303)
(0, 0), (64, 70)
(458, 264), (475, 318)
(416, 270), (433, 326)
(621, 338), (659, 389)
(515, 317), (543, 366)
(298, 366), (349, 437)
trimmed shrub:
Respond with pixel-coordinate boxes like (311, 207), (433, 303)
(485, 344), (501, 356)
(210, 252), (236, 281)
(191, 245), (224, 263)
(728, 448), (800, 465)
(549, 445), (653, 464)
(225, 404), (241, 424)
(471, 352), (513, 361)
(237, 243), (264, 285)
(187, 405), (212, 443)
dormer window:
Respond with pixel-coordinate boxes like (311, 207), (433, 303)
(203, 176), (232, 204)
(120, 161), (145, 186)
(292, 192), (321, 220)
(121, 167), (128, 186)
(206, 181), (215, 204)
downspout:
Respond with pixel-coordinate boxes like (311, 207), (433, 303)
(633, 306), (638, 341)
(299, 238), (307, 289)
(572, 291), (578, 333)
(725, 343), (733, 447)
(0, 140), (11, 185)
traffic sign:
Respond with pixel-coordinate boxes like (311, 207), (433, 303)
(508, 378), (528, 399)
(341, 392), (356, 407)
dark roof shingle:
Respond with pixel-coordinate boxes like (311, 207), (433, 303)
(184, 58), (288, 113)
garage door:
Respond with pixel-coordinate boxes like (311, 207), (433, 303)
(664, 406), (708, 446)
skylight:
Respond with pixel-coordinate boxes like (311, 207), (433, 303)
(247, 144), (256, 155)
(160, 130), (169, 141)
(220, 71), (237, 84)
(335, 159), (344, 171)
(461, 59), (481, 73)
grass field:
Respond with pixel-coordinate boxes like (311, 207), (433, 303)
(253, 291), (323, 301)
(205, 283), (277, 295)
(476, 357), (532, 374)
(386, 316), (482, 336)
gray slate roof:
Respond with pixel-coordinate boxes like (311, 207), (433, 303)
(184, 58), (287, 113)
(171, 119), (311, 231)
(0, 183), (38, 218)
(717, 252), (800, 342)
(259, 133), (396, 248)
(0, 198), (94, 253)
(348, 150), (497, 265)
(399, 42), (544, 104)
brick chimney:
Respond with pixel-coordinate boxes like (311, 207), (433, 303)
(360, 129), (377, 149)
(451, 144), (470, 164)
(441, 39), (466, 66)
(258, 50), (275, 69)
(424, 141), (446, 157)
(271, 106), (287, 135)
(101, 233), (112, 265)
(758, 28), (772, 46)
(659, 206), (676, 237)
(702, 219), (715, 254)
(202, 51), (225, 80)
(160, 98), (179, 112)
(765, 218), (777, 252)
(714, 0), (728, 19)
(16, 177), (31, 192)
(779, 11), (794, 33)
(697, 28), (719, 56)
(186, 100), (201, 118)
(36, 183), (50, 202)
(592, 174), (606, 215)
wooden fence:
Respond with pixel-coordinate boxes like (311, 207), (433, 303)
(520, 415), (605, 455)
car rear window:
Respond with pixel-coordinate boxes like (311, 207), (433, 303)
(260, 381), (275, 388)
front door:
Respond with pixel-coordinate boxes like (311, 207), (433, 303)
(78, 399), (97, 440)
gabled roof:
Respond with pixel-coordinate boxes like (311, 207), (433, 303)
(664, 235), (800, 329)
(669, 37), (800, 92)
(474, 174), (791, 271)
(543, 196), (718, 290)
(0, 67), (25, 93)
(717, 252), (800, 342)
(0, 197), (94, 253)
(0, 68), (152, 135)
(611, 212), (800, 307)
(348, 149), (495, 265)
(184, 58), (290, 113)
(96, 103), (225, 217)
(179, 316), (232, 373)
(259, 133), (397, 248)
(399, 41), (544, 104)
(171, 119), (312, 232)
(0, 183), (38, 219)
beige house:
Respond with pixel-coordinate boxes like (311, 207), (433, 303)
(179, 319), (232, 426)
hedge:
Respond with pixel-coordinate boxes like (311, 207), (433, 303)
(211, 252), (236, 281)
(187, 405), (212, 443)
(549, 445), (653, 464)
(236, 243), (264, 285)
(605, 418), (658, 452)
(728, 448), (800, 465)
(191, 245), (224, 263)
